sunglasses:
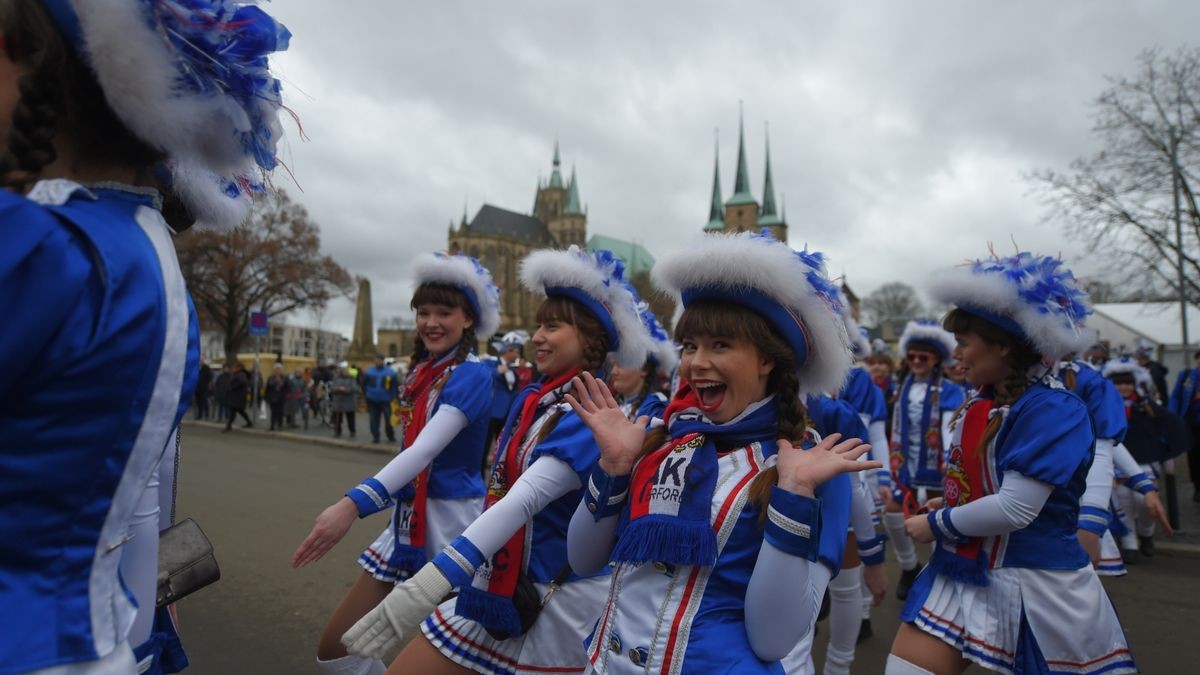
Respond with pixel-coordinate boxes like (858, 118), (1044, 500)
(906, 351), (934, 365)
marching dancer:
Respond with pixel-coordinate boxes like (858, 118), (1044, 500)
(293, 253), (501, 675)
(341, 247), (657, 675)
(887, 252), (1136, 675)
(0, 0), (289, 673)
(566, 231), (879, 673)
(609, 304), (677, 423)
(887, 321), (966, 600)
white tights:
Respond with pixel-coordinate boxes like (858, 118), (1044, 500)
(823, 565), (863, 675)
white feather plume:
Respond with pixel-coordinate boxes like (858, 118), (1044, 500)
(412, 252), (502, 337)
(651, 232), (852, 398)
(520, 247), (654, 369)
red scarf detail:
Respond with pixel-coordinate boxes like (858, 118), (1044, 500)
(398, 354), (456, 552)
(942, 398), (994, 561)
(484, 369), (580, 599)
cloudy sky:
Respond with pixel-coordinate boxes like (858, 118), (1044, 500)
(263, 1), (1200, 337)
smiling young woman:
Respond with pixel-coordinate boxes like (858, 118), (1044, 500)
(291, 253), (501, 675)
(565, 232), (880, 674)
(885, 252), (1136, 675)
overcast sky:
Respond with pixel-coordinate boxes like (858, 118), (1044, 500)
(262, 1), (1200, 338)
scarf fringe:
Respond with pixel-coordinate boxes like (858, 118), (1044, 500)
(455, 585), (523, 635)
(387, 544), (427, 573)
(612, 517), (718, 567)
(929, 549), (990, 587)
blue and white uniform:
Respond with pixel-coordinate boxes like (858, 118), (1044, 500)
(420, 378), (611, 675)
(839, 366), (892, 509)
(618, 391), (669, 423)
(575, 417), (852, 674)
(1, 181), (198, 673)
(904, 380), (1135, 674)
(355, 355), (493, 583)
(892, 374), (965, 493)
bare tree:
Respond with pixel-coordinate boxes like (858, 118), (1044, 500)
(863, 282), (925, 325)
(1032, 48), (1200, 303)
(176, 190), (354, 363)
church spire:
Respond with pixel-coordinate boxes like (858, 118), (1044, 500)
(725, 104), (755, 206)
(548, 140), (564, 189)
(705, 131), (725, 231)
(757, 122), (782, 227)
(565, 166), (583, 215)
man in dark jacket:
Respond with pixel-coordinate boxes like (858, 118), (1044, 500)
(194, 361), (212, 419)
(362, 355), (398, 443)
(224, 362), (253, 432)
(1134, 346), (1169, 404)
(264, 363), (291, 431)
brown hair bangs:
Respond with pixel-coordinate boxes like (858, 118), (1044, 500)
(535, 295), (610, 372)
(411, 283), (475, 321)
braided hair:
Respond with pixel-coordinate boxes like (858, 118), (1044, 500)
(409, 283), (479, 365)
(943, 308), (1042, 457)
(0, 1), (181, 215)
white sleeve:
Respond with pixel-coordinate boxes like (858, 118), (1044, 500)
(850, 474), (877, 542)
(744, 543), (832, 661)
(1080, 437), (1115, 512)
(373, 407), (470, 495)
(868, 420), (891, 485)
(1110, 442), (1141, 481)
(457, 456), (582, 559)
(567, 502), (620, 575)
(940, 410), (955, 463)
(939, 471), (1053, 535)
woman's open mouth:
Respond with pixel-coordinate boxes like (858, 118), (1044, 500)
(694, 381), (726, 413)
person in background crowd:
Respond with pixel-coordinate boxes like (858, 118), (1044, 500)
(214, 364), (232, 423)
(363, 354), (399, 444)
(1168, 350), (1200, 502)
(288, 368), (310, 430)
(1085, 340), (1110, 369)
(488, 331), (535, 454)
(195, 360), (213, 420)
(1134, 345), (1169, 404)
(331, 363), (358, 439)
(225, 362), (254, 432)
(265, 363), (291, 431)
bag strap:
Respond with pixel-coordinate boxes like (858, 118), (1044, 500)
(541, 563), (574, 606)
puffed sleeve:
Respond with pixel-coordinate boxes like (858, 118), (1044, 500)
(435, 360), (494, 424)
(0, 194), (97, 401)
(996, 388), (1093, 487)
(939, 380), (965, 412)
(634, 392), (668, 422)
(531, 407), (601, 485)
(1079, 370), (1128, 443)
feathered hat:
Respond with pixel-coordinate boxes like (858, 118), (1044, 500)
(898, 320), (957, 361)
(652, 230), (851, 398)
(495, 330), (530, 352)
(42, 0), (291, 230)
(520, 246), (654, 369)
(637, 302), (678, 374)
(1102, 357), (1153, 395)
(838, 290), (871, 359)
(411, 252), (502, 338)
(928, 251), (1092, 359)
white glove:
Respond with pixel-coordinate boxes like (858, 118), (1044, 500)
(342, 563), (452, 659)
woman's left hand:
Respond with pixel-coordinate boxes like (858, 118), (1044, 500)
(905, 513), (935, 543)
(775, 433), (881, 497)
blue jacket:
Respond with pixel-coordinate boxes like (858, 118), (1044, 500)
(362, 364), (399, 404)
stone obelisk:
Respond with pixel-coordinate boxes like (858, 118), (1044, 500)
(347, 277), (377, 366)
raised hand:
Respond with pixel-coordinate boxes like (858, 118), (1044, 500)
(291, 497), (358, 568)
(775, 433), (881, 498)
(565, 371), (648, 476)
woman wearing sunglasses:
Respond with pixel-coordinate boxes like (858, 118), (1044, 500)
(886, 252), (1134, 674)
(885, 321), (965, 601)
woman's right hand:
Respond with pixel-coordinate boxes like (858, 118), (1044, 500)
(565, 371), (647, 476)
(291, 497), (359, 568)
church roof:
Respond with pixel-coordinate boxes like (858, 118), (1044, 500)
(587, 234), (656, 277)
(726, 110), (756, 207)
(463, 204), (555, 245)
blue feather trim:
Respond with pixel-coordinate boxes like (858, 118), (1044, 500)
(611, 517), (717, 567)
(928, 549), (989, 587)
(455, 585), (523, 636)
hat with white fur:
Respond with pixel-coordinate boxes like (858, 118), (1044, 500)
(41, 0), (291, 229)
(837, 291), (871, 359)
(1102, 357), (1153, 395)
(898, 320), (957, 361)
(928, 251), (1092, 359)
(638, 302), (678, 374)
(411, 252), (502, 338)
(651, 230), (851, 398)
(520, 246), (654, 369)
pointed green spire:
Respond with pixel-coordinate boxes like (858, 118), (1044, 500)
(726, 105), (756, 206)
(705, 131), (725, 231)
(758, 123), (782, 227)
(565, 166), (583, 215)
(548, 140), (564, 189)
